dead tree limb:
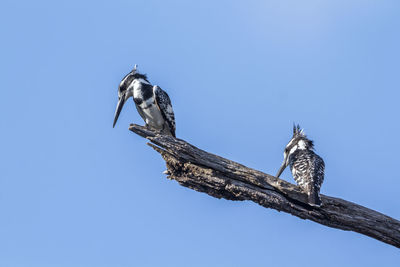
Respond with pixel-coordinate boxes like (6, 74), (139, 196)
(129, 124), (400, 249)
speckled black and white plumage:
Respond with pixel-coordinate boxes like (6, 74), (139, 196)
(277, 125), (325, 206)
(289, 148), (325, 206)
(153, 86), (176, 137)
(113, 65), (176, 137)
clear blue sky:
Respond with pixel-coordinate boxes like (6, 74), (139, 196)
(1, 0), (400, 266)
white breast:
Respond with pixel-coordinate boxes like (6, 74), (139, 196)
(132, 79), (165, 130)
(140, 102), (165, 129)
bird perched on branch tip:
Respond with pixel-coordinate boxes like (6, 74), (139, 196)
(113, 65), (176, 137)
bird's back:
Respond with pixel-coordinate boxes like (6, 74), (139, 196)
(290, 150), (325, 194)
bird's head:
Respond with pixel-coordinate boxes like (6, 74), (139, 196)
(113, 64), (148, 127)
(276, 124), (314, 177)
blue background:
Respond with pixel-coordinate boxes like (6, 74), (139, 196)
(1, 0), (400, 266)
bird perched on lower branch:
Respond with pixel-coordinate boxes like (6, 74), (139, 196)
(113, 65), (176, 137)
(276, 125), (325, 207)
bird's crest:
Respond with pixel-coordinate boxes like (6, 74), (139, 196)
(132, 64), (138, 73)
(291, 123), (314, 149)
(293, 124), (306, 138)
(130, 64), (148, 80)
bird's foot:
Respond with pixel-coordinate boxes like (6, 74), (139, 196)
(163, 169), (173, 179)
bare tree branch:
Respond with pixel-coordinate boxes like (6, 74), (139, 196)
(129, 124), (400, 249)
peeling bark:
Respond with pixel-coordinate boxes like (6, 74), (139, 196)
(129, 124), (400, 249)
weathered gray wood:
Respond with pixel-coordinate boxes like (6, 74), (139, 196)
(129, 124), (400, 249)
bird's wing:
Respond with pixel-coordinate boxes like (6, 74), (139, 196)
(313, 155), (325, 190)
(153, 85), (176, 137)
(293, 154), (312, 190)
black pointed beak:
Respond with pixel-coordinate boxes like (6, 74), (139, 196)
(276, 161), (288, 178)
(113, 96), (126, 128)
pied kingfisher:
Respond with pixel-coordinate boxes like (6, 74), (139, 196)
(276, 125), (325, 207)
(113, 65), (176, 137)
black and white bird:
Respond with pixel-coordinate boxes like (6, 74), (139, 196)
(276, 125), (325, 206)
(113, 65), (176, 137)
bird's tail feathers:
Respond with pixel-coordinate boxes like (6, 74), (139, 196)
(308, 188), (322, 207)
